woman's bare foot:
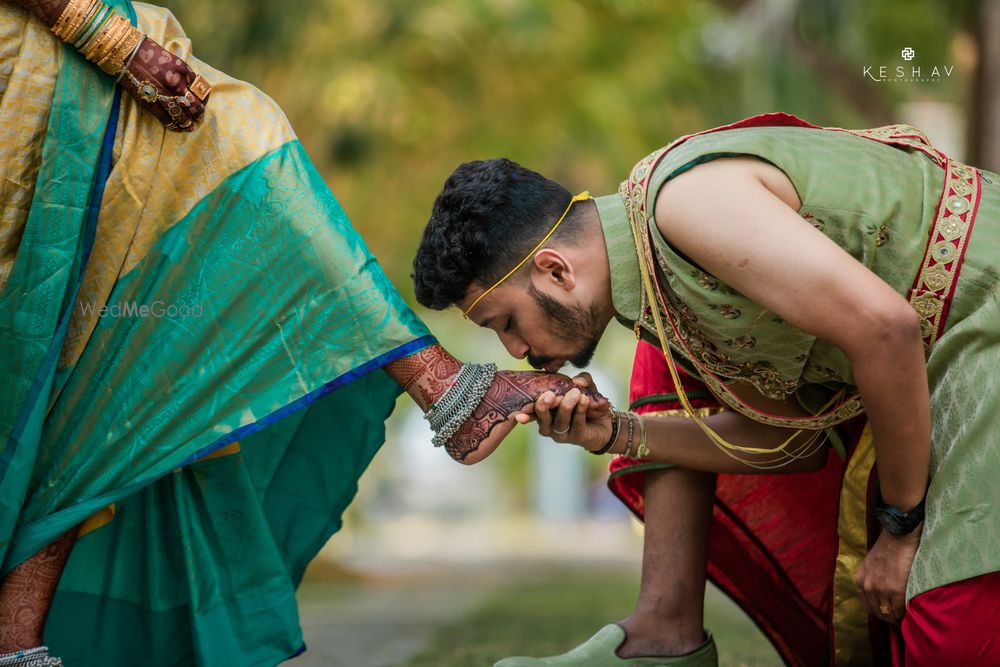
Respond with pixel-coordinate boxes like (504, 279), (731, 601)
(384, 345), (606, 464)
(446, 370), (605, 464)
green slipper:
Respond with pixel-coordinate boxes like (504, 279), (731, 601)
(493, 624), (718, 666)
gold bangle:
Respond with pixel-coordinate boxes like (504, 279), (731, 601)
(96, 20), (141, 74)
(84, 14), (128, 67)
(74, 2), (109, 48)
(51, 0), (79, 40)
(66, 0), (99, 43)
(621, 411), (635, 459)
(635, 413), (650, 459)
(52, 0), (94, 42)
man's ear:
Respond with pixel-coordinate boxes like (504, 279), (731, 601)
(532, 249), (576, 290)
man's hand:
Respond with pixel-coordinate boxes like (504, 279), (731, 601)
(854, 527), (921, 623)
(515, 372), (614, 451)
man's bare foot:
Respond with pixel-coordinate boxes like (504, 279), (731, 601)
(616, 612), (705, 658)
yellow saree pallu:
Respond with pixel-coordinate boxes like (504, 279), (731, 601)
(0, 2), (433, 664)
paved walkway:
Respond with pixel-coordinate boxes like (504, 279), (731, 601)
(295, 569), (496, 667)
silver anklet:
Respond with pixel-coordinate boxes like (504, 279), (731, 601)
(425, 362), (496, 447)
(0, 647), (63, 667)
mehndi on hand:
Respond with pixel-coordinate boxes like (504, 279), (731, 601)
(119, 36), (210, 132)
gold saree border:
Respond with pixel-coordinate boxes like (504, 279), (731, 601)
(831, 423), (876, 665)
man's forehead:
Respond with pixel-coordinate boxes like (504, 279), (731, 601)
(460, 284), (507, 328)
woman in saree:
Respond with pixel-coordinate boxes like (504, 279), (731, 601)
(0, 1), (600, 664)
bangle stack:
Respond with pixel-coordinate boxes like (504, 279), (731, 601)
(621, 411), (636, 458)
(424, 363), (497, 448)
(588, 407), (652, 459)
(51, 0), (144, 76)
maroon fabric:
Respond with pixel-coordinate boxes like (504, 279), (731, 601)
(608, 340), (878, 667)
(891, 572), (1000, 667)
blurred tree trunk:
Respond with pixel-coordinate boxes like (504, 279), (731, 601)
(968, 0), (1000, 172)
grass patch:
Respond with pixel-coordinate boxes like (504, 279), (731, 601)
(405, 567), (781, 666)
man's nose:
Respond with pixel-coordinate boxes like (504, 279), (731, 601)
(498, 332), (529, 360)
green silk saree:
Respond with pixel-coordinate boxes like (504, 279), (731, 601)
(0, 2), (433, 663)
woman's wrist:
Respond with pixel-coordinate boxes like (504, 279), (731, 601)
(51, 0), (143, 76)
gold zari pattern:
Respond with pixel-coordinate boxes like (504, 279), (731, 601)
(907, 160), (982, 353)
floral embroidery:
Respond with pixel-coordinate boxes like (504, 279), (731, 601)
(875, 224), (889, 247)
(802, 211), (824, 231)
(698, 272), (719, 290)
(713, 304), (741, 319)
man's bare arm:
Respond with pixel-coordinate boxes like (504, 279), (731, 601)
(654, 157), (929, 509)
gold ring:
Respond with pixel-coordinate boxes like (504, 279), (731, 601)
(879, 603), (892, 617)
(189, 74), (212, 101)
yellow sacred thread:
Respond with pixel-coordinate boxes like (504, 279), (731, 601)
(463, 191), (593, 318)
(629, 210), (837, 468)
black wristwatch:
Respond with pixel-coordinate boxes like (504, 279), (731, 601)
(875, 498), (926, 535)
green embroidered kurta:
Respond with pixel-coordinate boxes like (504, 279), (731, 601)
(597, 125), (1000, 600)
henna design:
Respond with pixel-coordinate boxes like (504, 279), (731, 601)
(16, 0), (209, 131)
(385, 345), (604, 463)
(447, 371), (604, 462)
(121, 37), (206, 132)
(0, 527), (78, 651)
(384, 344), (461, 411)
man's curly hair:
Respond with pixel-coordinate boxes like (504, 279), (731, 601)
(412, 158), (578, 310)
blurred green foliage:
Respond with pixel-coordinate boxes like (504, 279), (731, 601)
(159, 0), (975, 294)
(157, 0), (980, 487)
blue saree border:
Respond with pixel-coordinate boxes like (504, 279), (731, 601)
(177, 333), (437, 466)
(1, 89), (123, 473)
(1, 0), (135, 478)
(6, 333), (437, 568)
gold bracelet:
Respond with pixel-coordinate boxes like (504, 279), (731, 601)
(83, 14), (129, 68)
(621, 411), (635, 459)
(74, 2), (109, 49)
(96, 19), (142, 74)
(66, 0), (99, 43)
(52, 0), (94, 42)
(635, 412), (650, 459)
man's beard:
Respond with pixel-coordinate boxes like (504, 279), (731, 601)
(526, 284), (602, 370)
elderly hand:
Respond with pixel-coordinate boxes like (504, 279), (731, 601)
(515, 372), (615, 452)
(854, 526), (921, 623)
